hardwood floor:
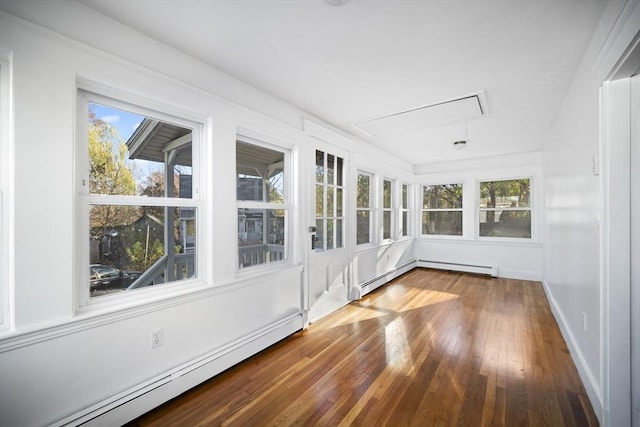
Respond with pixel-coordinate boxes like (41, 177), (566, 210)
(128, 268), (598, 426)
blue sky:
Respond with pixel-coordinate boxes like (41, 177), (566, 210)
(90, 102), (143, 142)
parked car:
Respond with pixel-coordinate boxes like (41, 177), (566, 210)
(90, 264), (142, 291)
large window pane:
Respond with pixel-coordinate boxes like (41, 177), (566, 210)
(89, 204), (196, 298)
(422, 183), (463, 237)
(422, 211), (462, 236)
(357, 174), (370, 208)
(357, 172), (372, 245)
(89, 102), (193, 198)
(479, 178), (532, 239)
(423, 184), (462, 209)
(237, 208), (286, 268)
(237, 140), (288, 268)
(357, 211), (370, 245)
(479, 179), (530, 208)
(237, 142), (285, 203)
(383, 211), (391, 239)
(479, 210), (531, 238)
(383, 180), (392, 209)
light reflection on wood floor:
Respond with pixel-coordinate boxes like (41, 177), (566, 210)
(128, 268), (598, 426)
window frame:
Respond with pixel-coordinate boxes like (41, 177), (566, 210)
(75, 88), (205, 310)
(236, 135), (291, 271)
(400, 182), (411, 238)
(313, 150), (344, 253)
(421, 182), (464, 238)
(477, 177), (534, 241)
(356, 170), (374, 246)
(382, 178), (394, 242)
(0, 53), (12, 331)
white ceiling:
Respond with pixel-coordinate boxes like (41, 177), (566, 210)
(79, 0), (607, 166)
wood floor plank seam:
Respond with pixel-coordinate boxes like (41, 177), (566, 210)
(127, 269), (599, 427)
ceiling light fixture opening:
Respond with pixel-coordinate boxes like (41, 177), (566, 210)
(324, 0), (351, 6)
(453, 140), (467, 150)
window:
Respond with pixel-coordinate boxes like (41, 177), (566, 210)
(356, 172), (372, 245)
(401, 183), (410, 237)
(315, 150), (344, 251)
(383, 179), (393, 240)
(422, 184), (463, 236)
(237, 139), (288, 268)
(78, 92), (200, 301)
(479, 178), (531, 238)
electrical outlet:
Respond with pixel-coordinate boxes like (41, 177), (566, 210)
(582, 312), (587, 331)
(150, 328), (163, 349)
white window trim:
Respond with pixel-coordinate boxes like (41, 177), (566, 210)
(420, 182), (464, 239)
(235, 135), (291, 273)
(356, 170), (374, 248)
(75, 87), (206, 313)
(400, 182), (411, 238)
(382, 178), (394, 242)
(476, 176), (535, 242)
(0, 53), (13, 333)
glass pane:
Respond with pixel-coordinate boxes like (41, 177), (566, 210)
(479, 179), (530, 208)
(336, 219), (343, 248)
(327, 186), (334, 217)
(402, 184), (408, 209)
(423, 184), (462, 209)
(316, 184), (324, 218)
(327, 219), (334, 250)
(315, 150), (324, 183)
(357, 210), (370, 245)
(357, 174), (370, 208)
(479, 210), (531, 238)
(237, 141), (285, 202)
(89, 102), (193, 198)
(237, 208), (286, 268)
(316, 218), (324, 251)
(327, 154), (335, 185)
(402, 211), (408, 236)
(89, 204), (197, 298)
(336, 188), (343, 217)
(336, 157), (343, 186)
(383, 211), (392, 240)
(422, 211), (462, 236)
(383, 180), (392, 208)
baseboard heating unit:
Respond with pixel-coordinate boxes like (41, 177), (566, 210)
(417, 260), (498, 277)
(354, 260), (416, 299)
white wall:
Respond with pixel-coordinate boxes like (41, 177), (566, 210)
(414, 152), (543, 281)
(542, 0), (640, 424)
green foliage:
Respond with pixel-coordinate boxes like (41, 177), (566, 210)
(423, 184), (463, 209)
(357, 174), (370, 208)
(126, 239), (164, 271)
(88, 109), (139, 235)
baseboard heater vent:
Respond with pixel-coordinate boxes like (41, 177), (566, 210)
(354, 261), (416, 299)
(417, 260), (498, 277)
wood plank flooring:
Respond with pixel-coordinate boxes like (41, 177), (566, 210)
(127, 268), (598, 426)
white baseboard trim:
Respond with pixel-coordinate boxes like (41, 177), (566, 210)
(358, 261), (416, 298)
(497, 268), (542, 281)
(417, 260), (497, 277)
(58, 313), (303, 427)
(540, 279), (603, 423)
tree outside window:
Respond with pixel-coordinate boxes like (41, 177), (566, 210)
(479, 178), (531, 238)
(422, 184), (463, 236)
(356, 172), (372, 245)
